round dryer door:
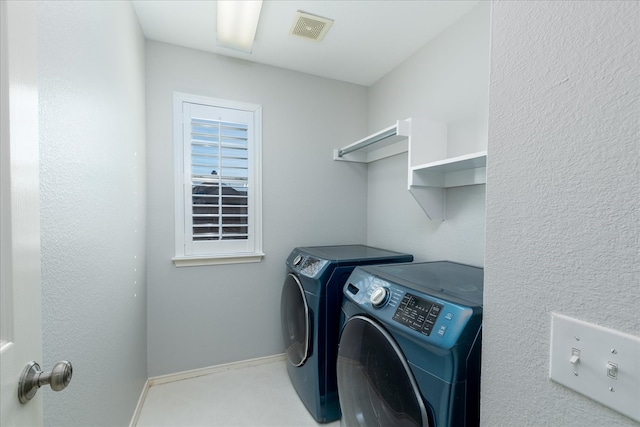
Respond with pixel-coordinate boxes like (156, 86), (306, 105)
(337, 315), (428, 427)
(280, 273), (310, 366)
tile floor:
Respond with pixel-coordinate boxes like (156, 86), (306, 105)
(135, 357), (340, 427)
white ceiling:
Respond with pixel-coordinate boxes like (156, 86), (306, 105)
(132, 0), (479, 87)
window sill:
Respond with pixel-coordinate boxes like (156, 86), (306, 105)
(172, 253), (265, 267)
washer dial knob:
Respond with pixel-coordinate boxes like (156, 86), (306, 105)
(370, 287), (389, 307)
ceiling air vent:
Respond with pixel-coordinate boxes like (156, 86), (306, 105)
(290, 11), (333, 41)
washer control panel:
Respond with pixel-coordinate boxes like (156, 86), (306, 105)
(343, 267), (476, 349)
(393, 293), (443, 336)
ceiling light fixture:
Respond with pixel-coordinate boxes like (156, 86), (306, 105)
(216, 0), (263, 53)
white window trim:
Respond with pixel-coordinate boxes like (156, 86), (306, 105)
(172, 92), (263, 267)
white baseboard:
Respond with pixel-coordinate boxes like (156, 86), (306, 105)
(129, 353), (286, 426)
(129, 377), (150, 427)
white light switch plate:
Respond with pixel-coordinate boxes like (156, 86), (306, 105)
(550, 313), (640, 422)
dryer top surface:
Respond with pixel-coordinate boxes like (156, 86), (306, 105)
(295, 244), (412, 263)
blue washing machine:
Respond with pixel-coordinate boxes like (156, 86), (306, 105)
(337, 261), (483, 427)
(280, 245), (413, 423)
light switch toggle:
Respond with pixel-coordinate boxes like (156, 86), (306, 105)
(607, 362), (618, 379)
(570, 348), (580, 365)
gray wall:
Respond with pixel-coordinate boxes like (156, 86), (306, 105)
(38, 1), (147, 426)
(483, 1), (639, 425)
(145, 42), (369, 376)
(366, 2), (490, 266)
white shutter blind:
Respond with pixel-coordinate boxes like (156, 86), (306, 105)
(181, 101), (258, 257)
(190, 118), (249, 241)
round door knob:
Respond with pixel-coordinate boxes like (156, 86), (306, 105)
(48, 361), (73, 391)
(18, 360), (73, 404)
(370, 287), (389, 307)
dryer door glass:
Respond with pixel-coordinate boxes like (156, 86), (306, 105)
(280, 273), (310, 366)
(337, 315), (428, 427)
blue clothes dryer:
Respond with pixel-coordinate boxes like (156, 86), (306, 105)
(280, 245), (413, 423)
(337, 261), (483, 427)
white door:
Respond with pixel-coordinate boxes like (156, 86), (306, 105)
(0, 1), (44, 426)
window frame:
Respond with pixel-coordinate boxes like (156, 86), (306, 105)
(172, 92), (263, 267)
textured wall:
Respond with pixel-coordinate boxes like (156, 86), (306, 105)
(38, 2), (147, 425)
(145, 42), (369, 376)
(366, 2), (490, 266)
(483, 1), (639, 425)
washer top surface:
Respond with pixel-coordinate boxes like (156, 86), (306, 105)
(360, 261), (483, 307)
(344, 261), (483, 349)
(297, 244), (410, 263)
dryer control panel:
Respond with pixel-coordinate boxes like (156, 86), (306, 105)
(287, 253), (329, 278)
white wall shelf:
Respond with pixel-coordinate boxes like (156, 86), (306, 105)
(333, 119), (410, 163)
(409, 151), (486, 221)
(334, 118), (487, 221)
